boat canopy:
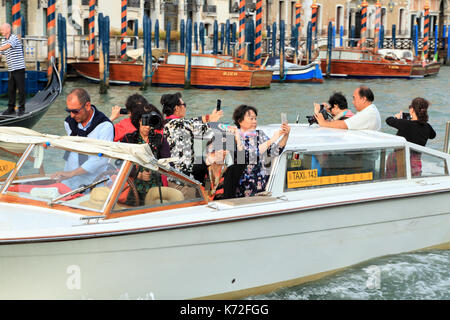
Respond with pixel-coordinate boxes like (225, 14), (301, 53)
(0, 127), (163, 171)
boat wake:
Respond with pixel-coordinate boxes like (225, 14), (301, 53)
(248, 250), (450, 300)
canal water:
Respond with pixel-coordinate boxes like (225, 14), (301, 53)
(5, 66), (450, 300)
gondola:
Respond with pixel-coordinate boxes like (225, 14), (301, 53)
(0, 60), (62, 128)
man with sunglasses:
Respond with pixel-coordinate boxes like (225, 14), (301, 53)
(52, 88), (114, 189)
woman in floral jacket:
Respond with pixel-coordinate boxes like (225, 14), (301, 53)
(161, 93), (223, 196)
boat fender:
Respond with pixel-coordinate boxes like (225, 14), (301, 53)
(145, 186), (184, 205)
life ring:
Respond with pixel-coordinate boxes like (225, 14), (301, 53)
(144, 186), (184, 205)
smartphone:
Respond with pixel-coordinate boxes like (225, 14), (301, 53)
(281, 112), (288, 124)
(119, 107), (128, 115)
(216, 99), (221, 111)
(402, 112), (411, 120)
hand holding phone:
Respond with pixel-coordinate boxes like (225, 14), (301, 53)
(216, 99), (222, 111)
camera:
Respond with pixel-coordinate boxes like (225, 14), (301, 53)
(141, 111), (163, 128)
(119, 107), (128, 115)
(402, 112), (411, 120)
(306, 104), (330, 125)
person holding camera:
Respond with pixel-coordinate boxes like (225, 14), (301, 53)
(161, 93), (223, 190)
(315, 86), (380, 131)
(386, 97), (436, 147)
(110, 94), (149, 142)
(120, 104), (169, 205)
(385, 97), (435, 177)
(314, 92), (354, 121)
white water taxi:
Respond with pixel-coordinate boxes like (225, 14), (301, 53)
(0, 125), (449, 299)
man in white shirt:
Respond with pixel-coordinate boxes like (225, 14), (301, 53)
(315, 86), (381, 131)
(52, 88), (114, 189)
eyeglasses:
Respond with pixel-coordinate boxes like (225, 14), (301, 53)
(179, 102), (187, 108)
(65, 103), (86, 114)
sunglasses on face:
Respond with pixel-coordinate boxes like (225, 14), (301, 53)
(65, 103), (86, 114)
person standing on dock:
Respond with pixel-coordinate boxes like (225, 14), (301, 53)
(315, 86), (381, 131)
(0, 23), (26, 116)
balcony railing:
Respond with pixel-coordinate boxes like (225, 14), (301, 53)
(203, 5), (216, 13)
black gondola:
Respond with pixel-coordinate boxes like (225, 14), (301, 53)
(0, 60), (62, 128)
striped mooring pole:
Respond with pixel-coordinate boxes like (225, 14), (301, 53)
(311, 0), (318, 44)
(47, 0), (56, 77)
(295, 0), (302, 37)
(423, 1), (430, 60)
(374, 0), (381, 52)
(12, 0), (21, 37)
(238, 0), (245, 59)
(121, 0), (127, 60)
(88, 0), (96, 62)
(360, 0), (368, 49)
(255, 0), (262, 66)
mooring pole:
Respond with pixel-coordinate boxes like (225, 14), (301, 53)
(279, 20), (285, 82)
(121, 0), (128, 59)
(47, 0), (56, 78)
(185, 19), (192, 88)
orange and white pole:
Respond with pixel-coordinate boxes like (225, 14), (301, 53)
(361, 0), (368, 49)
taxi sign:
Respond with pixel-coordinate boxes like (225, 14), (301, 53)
(287, 169), (373, 189)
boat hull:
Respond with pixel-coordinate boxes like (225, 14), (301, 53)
(1, 190), (449, 299)
(70, 61), (273, 89)
(271, 63), (324, 83)
(320, 59), (414, 78)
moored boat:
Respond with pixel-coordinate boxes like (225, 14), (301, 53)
(0, 125), (449, 299)
(0, 61), (62, 128)
(266, 58), (324, 83)
(318, 48), (441, 78)
(70, 52), (273, 90)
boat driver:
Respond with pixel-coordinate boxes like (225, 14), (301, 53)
(51, 88), (114, 190)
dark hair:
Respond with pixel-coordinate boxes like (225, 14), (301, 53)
(160, 92), (182, 116)
(358, 86), (374, 102)
(131, 103), (164, 130)
(232, 104), (258, 128)
(328, 92), (348, 110)
(125, 94), (149, 114)
(68, 88), (90, 106)
(410, 97), (429, 123)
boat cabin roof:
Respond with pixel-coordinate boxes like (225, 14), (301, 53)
(260, 124), (407, 151)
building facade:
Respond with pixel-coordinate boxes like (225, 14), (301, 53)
(0, 0), (448, 38)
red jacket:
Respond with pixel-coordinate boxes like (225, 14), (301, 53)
(114, 118), (136, 142)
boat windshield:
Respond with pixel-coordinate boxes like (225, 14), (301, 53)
(1, 143), (206, 214)
(1, 144), (124, 211)
(0, 146), (23, 190)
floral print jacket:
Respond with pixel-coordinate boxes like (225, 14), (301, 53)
(164, 118), (210, 178)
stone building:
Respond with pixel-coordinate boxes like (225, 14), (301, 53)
(0, 0), (448, 39)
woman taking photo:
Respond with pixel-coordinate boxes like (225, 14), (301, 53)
(386, 97), (436, 176)
(120, 104), (170, 205)
(161, 92), (222, 189)
(224, 104), (290, 198)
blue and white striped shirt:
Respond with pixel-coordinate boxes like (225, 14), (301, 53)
(1, 34), (25, 72)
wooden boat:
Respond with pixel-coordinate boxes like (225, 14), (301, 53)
(318, 48), (441, 78)
(0, 61), (62, 128)
(266, 58), (324, 83)
(70, 52), (273, 89)
(0, 124), (449, 299)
